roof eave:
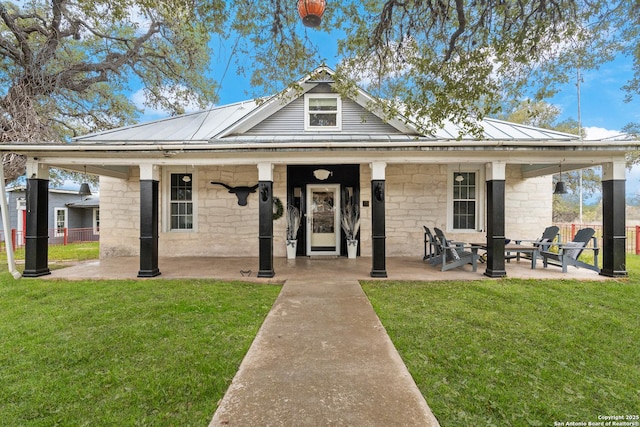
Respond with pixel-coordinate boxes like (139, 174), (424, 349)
(2, 140), (638, 154)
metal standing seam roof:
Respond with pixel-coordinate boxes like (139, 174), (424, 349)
(73, 100), (259, 143)
(431, 117), (577, 140)
(72, 94), (577, 145)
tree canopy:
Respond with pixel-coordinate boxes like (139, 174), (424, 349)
(1, 0), (639, 181)
(1, 0), (223, 179)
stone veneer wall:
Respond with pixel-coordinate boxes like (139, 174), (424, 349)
(378, 164), (553, 257)
(99, 163), (552, 259)
(504, 165), (554, 242)
(99, 169), (140, 258)
(100, 165), (286, 258)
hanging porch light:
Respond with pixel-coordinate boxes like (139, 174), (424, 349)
(78, 182), (92, 197)
(78, 165), (92, 199)
(455, 164), (465, 182)
(553, 163), (568, 195)
(297, 0), (326, 28)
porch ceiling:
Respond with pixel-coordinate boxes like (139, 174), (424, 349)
(54, 164), (130, 179)
(521, 163), (599, 178)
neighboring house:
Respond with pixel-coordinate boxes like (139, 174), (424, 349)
(0, 186), (99, 246)
(0, 66), (635, 278)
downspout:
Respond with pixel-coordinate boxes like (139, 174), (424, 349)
(0, 160), (22, 279)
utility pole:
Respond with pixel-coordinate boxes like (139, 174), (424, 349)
(577, 68), (583, 223)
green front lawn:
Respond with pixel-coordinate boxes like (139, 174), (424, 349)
(0, 262), (280, 425)
(362, 257), (640, 426)
(1, 244), (638, 425)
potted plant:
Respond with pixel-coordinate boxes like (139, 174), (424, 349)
(286, 205), (301, 259)
(341, 188), (360, 258)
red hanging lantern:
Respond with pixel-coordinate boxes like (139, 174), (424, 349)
(297, 0), (326, 28)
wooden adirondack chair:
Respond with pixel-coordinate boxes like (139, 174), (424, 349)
(423, 226), (442, 264)
(540, 227), (600, 273)
(512, 225), (560, 261)
(433, 227), (480, 272)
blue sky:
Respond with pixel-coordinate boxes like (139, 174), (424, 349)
(548, 55), (640, 139)
(545, 55), (640, 196)
(137, 35), (640, 140)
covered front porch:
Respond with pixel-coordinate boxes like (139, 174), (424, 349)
(14, 153), (630, 281)
(42, 255), (609, 282)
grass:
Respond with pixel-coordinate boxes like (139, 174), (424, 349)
(1, 243), (639, 425)
(3, 242), (100, 270)
(362, 256), (640, 426)
(0, 244), (281, 426)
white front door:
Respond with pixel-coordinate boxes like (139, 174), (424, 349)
(306, 184), (340, 256)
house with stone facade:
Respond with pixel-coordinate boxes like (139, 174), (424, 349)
(0, 66), (634, 278)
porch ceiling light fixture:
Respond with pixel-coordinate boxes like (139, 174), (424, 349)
(78, 182), (92, 197)
(78, 165), (92, 199)
(455, 164), (464, 182)
(297, 0), (326, 28)
(554, 163), (568, 195)
(313, 168), (332, 180)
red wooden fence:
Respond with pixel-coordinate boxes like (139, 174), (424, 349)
(554, 223), (640, 255)
(0, 227), (99, 251)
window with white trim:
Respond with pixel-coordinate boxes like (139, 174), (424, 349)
(54, 207), (68, 237)
(304, 94), (341, 131)
(447, 165), (484, 232)
(169, 173), (194, 231)
(452, 172), (476, 230)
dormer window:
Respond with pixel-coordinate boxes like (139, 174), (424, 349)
(305, 94), (341, 131)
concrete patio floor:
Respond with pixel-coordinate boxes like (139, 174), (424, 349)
(44, 255), (609, 282)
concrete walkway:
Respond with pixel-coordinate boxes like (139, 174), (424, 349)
(209, 280), (440, 427)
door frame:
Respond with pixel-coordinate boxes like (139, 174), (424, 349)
(286, 164), (360, 258)
(306, 183), (341, 256)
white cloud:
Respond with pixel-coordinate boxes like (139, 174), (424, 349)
(584, 126), (624, 140)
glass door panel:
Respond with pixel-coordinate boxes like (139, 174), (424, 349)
(306, 184), (340, 255)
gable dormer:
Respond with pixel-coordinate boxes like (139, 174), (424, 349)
(217, 66), (418, 138)
(243, 83), (403, 135)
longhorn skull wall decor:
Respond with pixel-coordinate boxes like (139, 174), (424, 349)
(210, 181), (259, 206)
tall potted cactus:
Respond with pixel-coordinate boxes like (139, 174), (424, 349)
(285, 205), (301, 259)
(341, 188), (360, 258)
